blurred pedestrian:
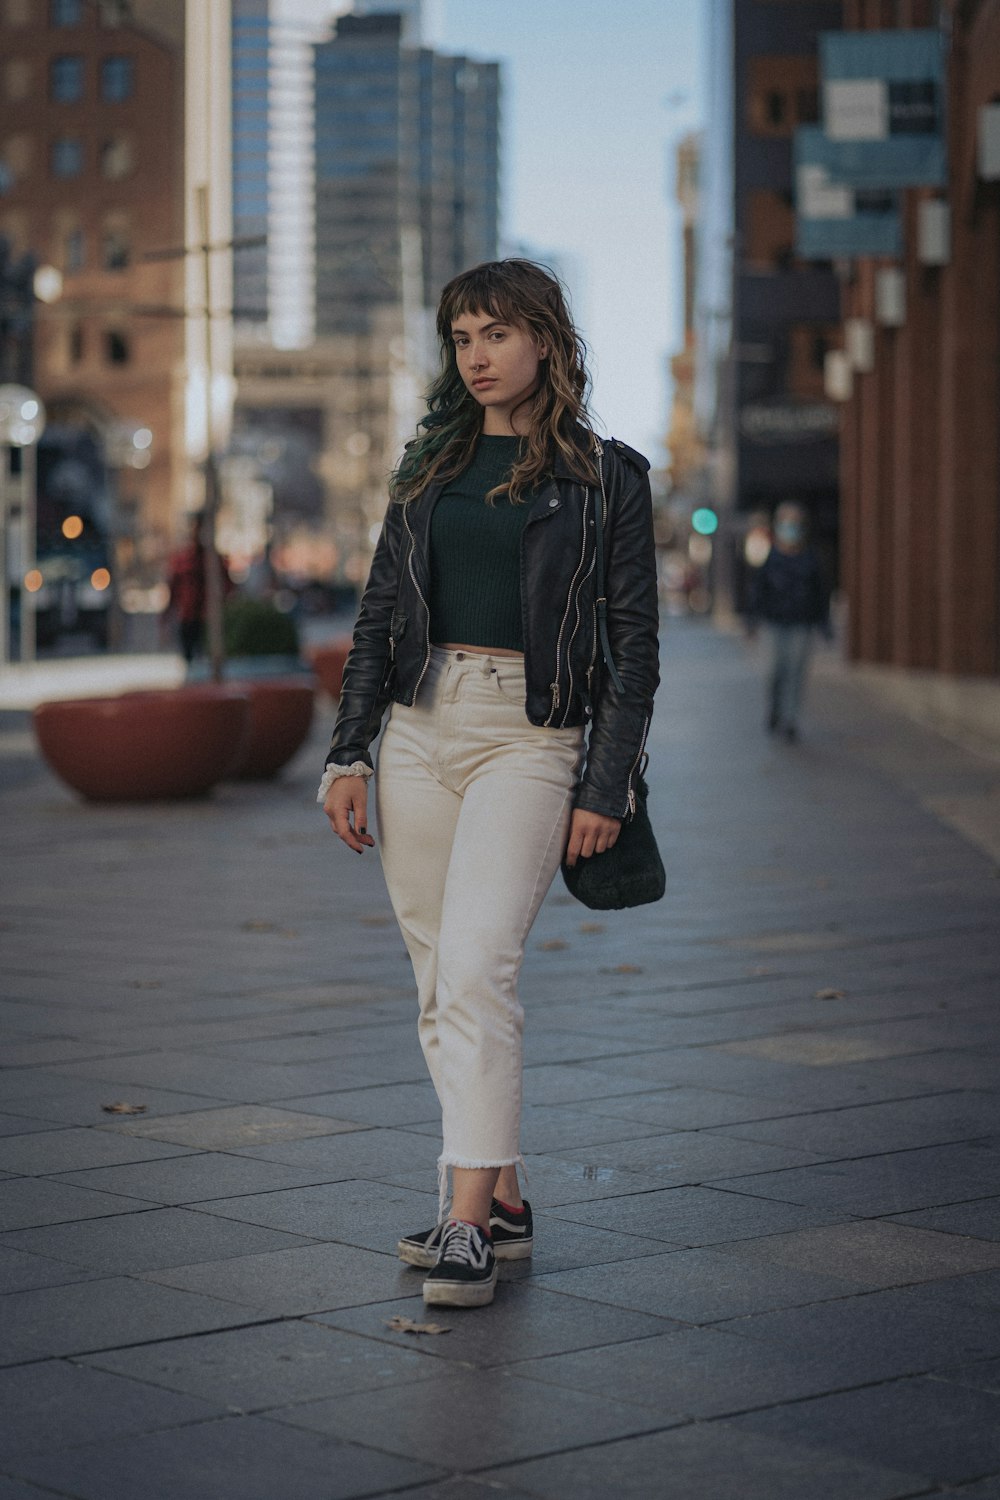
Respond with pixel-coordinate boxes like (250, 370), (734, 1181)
(319, 259), (660, 1308)
(164, 514), (233, 663)
(745, 501), (830, 743)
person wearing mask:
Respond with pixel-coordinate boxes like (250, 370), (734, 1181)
(745, 501), (830, 743)
(318, 259), (660, 1308)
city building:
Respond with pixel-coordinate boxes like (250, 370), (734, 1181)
(231, 0), (353, 352)
(831, 0), (1000, 676)
(666, 130), (704, 501)
(0, 0), (234, 591)
(695, 0), (843, 611)
(313, 10), (499, 338)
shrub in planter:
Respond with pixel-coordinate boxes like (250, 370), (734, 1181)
(223, 596), (299, 659)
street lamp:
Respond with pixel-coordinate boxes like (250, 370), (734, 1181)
(0, 382), (46, 667)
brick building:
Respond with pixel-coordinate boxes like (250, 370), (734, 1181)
(0, 0), (187, 567)
(837, 0), (1000, 676)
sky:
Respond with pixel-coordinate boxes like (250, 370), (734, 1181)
(434, 0), (706, 467)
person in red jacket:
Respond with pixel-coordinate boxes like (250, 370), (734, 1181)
(165, 514), (233, 663)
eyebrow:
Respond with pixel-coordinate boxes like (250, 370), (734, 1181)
(450, 319), (508, 337)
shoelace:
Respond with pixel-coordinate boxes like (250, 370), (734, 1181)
(439, 1220), (486, 1265)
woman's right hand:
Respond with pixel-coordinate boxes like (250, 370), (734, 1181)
(323, 777), (375, 854)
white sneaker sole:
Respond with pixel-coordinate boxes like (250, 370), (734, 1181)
(423, 1268), (498, 1307)
(398, 1236), (533, 1270)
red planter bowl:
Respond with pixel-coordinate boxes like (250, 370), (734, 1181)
(307, 637), (352, 701)
(33, 685), (251, 802)
(228, 677), (316, 780)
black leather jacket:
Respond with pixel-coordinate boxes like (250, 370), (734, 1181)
(325, 434), (660, 819)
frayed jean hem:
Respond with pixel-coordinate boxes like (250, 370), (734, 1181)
(437, 1153), (528, 1222)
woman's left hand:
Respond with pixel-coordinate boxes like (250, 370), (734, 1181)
(564, 809), (622, 867)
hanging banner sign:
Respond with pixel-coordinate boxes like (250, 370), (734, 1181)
(794, 127), (902, 257)
(819, 29), (946, 187)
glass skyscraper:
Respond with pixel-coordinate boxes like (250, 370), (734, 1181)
(313, 11), (500, 336)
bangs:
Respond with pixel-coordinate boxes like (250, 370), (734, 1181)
(436, 262), (547, 342)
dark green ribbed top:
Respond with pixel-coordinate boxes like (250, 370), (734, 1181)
(428, 435), (539, 652)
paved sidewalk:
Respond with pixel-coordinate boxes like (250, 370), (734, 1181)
(2, 620), (1000, 1500)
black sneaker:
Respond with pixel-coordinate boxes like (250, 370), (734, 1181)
(397, 1198), (533, 1269)
(422, 1219), (497, 1308)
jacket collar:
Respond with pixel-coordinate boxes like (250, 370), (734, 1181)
(552, 424), (600, 482)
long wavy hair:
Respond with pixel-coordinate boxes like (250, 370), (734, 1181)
(390, 259), (598, 506)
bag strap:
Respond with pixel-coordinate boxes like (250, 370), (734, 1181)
(593, 438), (625, 694)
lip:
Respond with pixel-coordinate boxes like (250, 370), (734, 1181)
(471, 378), (496, 390)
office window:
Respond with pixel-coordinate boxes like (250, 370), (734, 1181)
(100, 137), (133, 179)
(64, 226), (84, 272)
(51, 137), (83, 178)
(2, 134), (31, 181)
(747, 55), (819, 139)
(50, 55), (84, 103)
(100, 55), (134, 103)
(105, 329), (129, 364)
(102, 224), (129, 270)
(4, 61), (31, 103)
(51, 0), (83, 24)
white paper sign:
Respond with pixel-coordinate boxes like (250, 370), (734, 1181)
(825, 79), (889, 141)
(798, 165), (854, 221)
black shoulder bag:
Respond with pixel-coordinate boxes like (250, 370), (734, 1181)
(560, 443), (665, 911)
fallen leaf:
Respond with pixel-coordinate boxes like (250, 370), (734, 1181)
(602, 963), (643, 975)
(384, 1315), (451, 1335)
(579, 922), (606, 934)
(538, 939), (568, 951)
(814, 987), (846, 1000)
(101, 1101), (148, 1115)
(360, 914), (393, 927)
(241, 919), (279, 932)
(129, 979), (162, 990)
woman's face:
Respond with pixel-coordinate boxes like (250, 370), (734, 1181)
(450, 310), (546, 434)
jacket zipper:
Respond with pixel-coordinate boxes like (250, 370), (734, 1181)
(624, 714), (650, 819)
(403, 498), (433, 700)
(544, 492), (592, 727)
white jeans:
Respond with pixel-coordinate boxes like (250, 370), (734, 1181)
(376, 647), (585, 1218)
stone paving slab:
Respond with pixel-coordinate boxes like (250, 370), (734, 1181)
(141, 1239), (423, 1316)
(487, 1423), (928, 1500)
(6, 1414), (440, 1500)
(532, 1245), (862, 1323)
(0, 1274), (272, 1366)
(729, 1376), (1000, 1487)
(0, 1360), (224, 1461)
(95, 1103), (367, 1149)
(0, 1176), (158, 1233)
(308, 1282), (676, 1367)
(0, 1205), (313, 1274)
(49, 1150), (351, 1205)
(272, 1366), (667, 1472)
(189, 1177), (440, 1248)
(81, 1319), (445, 1410)
(706, 1218), (1000, 1286)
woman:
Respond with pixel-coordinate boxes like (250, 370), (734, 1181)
(319, 259), (659, 1308)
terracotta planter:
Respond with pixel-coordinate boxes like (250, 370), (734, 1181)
(307, 637), (352, 701)
(228, 677), (316, 780)
(33, 685), (251, 802)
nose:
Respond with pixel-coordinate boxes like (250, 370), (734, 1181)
(468, 343), (487, 370)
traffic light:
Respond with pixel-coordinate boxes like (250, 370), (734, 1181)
(691, 506), (719, 536)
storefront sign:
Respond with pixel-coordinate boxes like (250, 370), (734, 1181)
(819, 30), (946, 187)
(795, 127), (902, 257)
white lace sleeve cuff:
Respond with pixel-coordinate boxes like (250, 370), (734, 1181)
(316, 761), (373, 803)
